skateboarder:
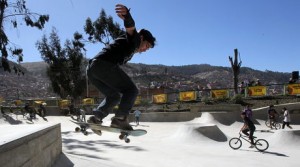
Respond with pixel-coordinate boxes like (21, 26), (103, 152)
(268, 105), (278, 129)
(87, 4), (156, 130)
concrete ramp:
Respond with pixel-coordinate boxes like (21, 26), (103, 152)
(268, 130), (300, 147)
(189, 112), (216, 124)
(190, 112), (241, 126)
(170, 123), (228, 142)
(195, 124), (228, 142)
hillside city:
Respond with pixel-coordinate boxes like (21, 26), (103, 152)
(0, 61), (294, 102)
(0, 69), (56, 100)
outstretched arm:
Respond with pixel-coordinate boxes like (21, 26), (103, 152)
(115, 4), (136, 36)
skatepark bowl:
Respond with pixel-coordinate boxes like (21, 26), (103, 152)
(1, 102), (300, 167)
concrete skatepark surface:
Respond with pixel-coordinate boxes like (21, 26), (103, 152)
(1, 109), (300, 167)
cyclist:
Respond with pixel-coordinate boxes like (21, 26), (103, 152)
(268, 105), (278, 129)
(244, 105), (253, 120)
(240, 112), (256, 148)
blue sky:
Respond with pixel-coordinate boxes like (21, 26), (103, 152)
(5, 0), (300, 73)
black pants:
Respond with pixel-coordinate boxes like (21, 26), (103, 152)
(242, 126), (256, 144)
(282, 121), (290, 129)
(87, 59), (138, 117)
(135, 116), (140, 124)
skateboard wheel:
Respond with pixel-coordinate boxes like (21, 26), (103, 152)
(84, 131), (88, 135)
(119, 134), (125, 140)
(75, 127), (80, 132)
(125, 138), (130, 143)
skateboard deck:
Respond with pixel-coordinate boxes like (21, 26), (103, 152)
(70, 120), (147, 143)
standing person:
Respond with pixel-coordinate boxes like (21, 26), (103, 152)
(240, 112), (256, 148)
(239, 81), (246, 95)
(25, 102), (36, 119)
(282, 107), (292, 129)
(80, 107), (86, 123)
(69, 103), (75, 116)
(87, 4), (156, 130)
(268, 105), (278, 129)
(133, 109), (142, 125)
(38, 103), (47, 117)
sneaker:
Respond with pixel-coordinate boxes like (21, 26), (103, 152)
(89, 110), (109, 124)
(88, 116), (102, 124)
(111, 116), (133, 131)
(87, 110), (108, 136)
(249, 144), (255, 148)
(87, 116), (102, 135)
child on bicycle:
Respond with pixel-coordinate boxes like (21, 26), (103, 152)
(240, 112), (256, 148)
(268, 105), (278, 129)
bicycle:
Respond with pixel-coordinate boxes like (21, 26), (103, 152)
(229, 133), (269, 152)
(265, 115), (282, 130)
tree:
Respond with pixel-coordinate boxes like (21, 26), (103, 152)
(0, 0), (49, 72)
(36, 28), (86, 100)
(229, 48), (242, 95)
(84, 8), (124, 45)
(35, 8), (123, 100)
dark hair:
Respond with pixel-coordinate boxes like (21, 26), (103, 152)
(241, 112), (246, 115)
(139, 29), (156, 48)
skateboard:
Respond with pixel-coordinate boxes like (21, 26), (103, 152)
(70, 120), (147, 143)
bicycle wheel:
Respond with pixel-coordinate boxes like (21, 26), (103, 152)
(274, 123), (281, 130)
(265, 119), (271, 128)
(255, 139), (269, 152)
(229, 138), (242, 150)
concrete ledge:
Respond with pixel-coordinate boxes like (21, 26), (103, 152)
(190, 104), (242, 113)
(128, 104), (242, 122)
(129, 112), (201, 122)
(0, 123), (62, 167)
(45, 106), (62, 116)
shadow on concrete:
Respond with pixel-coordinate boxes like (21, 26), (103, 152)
(237, 149), (289, 157)
(61, 134), (147, 161)
(2, 114), (22, 124)
(256, 129), (275, 133)
(261, 150), (289, 157)
(62, 137), (146, 152)
(53, 152), (74, 167)
(196, 125), (228, 142)
(65, 151), (110, 161)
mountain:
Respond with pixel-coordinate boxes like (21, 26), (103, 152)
(0, 61), (56, 100)
(21, 61), (48, 78)
(0, 61), (291, 100)
(124, 63), (291, 91)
